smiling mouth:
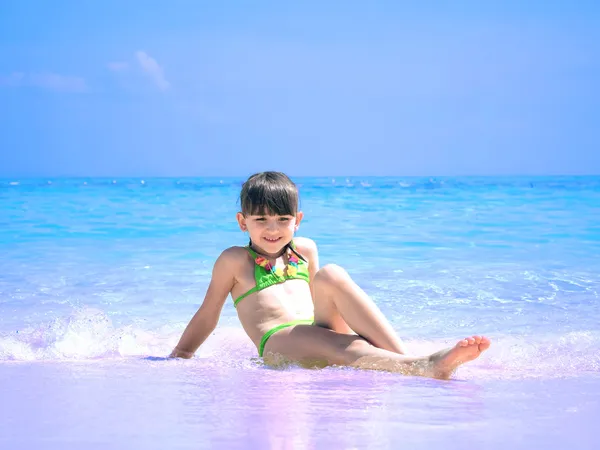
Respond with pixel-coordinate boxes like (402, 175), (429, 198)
(263, 237), (281, 243)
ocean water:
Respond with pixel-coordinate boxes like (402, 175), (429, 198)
(1, 176), (599, 449)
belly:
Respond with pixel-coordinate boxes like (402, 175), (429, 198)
(278, 295), (314, 318)
(267, 279), (314, 318)
(235, 280), (315, 346)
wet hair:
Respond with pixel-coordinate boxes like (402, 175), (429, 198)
(240, 171), (306, 261)
(240, 171), (299, 217)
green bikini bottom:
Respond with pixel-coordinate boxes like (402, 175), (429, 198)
(258, 319), (314, 357)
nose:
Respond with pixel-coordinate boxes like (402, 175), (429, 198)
(266, 220), (278, 232)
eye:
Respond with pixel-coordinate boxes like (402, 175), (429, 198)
(255, 217), (266, 222)
(278, 217), (291, 222)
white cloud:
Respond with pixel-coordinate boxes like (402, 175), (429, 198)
(135, 51), (170, 90)
(107, 61), (129, 72)
(0, 71), (87, 92)
(29, 73), (87, 92)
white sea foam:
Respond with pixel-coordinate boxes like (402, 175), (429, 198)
(1, 307), (598, 380)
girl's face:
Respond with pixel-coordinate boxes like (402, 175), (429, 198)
(236, 211), (303, 255)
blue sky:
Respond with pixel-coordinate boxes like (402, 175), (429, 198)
(0, 1), (599, 177)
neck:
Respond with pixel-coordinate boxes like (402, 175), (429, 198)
(249, 241), (290, 259)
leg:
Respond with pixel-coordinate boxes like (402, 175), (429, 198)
(312, 264), (408, 354)
(263, 324), (491, 379)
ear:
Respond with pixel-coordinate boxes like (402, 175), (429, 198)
(294, 211), (304, 231)
(236, 212), (247, 231)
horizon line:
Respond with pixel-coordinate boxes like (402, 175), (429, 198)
(2, 174), (600, 180)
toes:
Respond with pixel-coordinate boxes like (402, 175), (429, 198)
(458, 336), (491, 349)
(480, 336), (491, 349)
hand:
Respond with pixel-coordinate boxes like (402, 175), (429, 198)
(169, 347), (194, 359)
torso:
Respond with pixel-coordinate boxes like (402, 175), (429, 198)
(228, 240), (315, 348)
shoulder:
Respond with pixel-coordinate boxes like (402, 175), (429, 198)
(293, 236), (317, 252)
(293, 237), (318, 259)
(213, 246), (251, 271)
(220, 245), (250, 258)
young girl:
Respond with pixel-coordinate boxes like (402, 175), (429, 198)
(170, 171), (490, 379)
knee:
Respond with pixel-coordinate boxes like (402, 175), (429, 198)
(314, 264), (349, 286)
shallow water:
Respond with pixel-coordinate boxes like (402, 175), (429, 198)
(1, 360), (599, 449)
(1, 176), (599, 449)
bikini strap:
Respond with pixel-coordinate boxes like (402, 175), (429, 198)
(245, 240), (295, 260)
(245, 245), (258, 259)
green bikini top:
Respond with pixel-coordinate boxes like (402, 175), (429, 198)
(233, 242), (310, 307)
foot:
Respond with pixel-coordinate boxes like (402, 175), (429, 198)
(429, 335), (491, 379)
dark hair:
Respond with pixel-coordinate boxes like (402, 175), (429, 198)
(240, 171), (299, 216)
(240, 171), (306, 261)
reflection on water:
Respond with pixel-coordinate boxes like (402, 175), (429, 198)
(0, 360), (598, 449)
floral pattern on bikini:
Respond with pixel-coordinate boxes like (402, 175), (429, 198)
(254, 249), (299, 278)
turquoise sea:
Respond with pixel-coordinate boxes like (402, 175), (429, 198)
(1, 176), (599, 449)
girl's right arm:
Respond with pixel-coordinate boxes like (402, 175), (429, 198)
(169, 249), (237, 358)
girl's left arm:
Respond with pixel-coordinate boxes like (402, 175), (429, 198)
(295, 237), (320, 298)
